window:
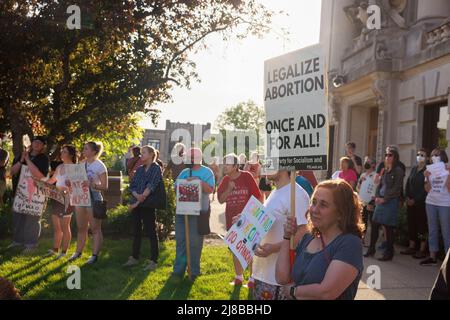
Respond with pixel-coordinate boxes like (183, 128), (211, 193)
(147, 139), (160, 151)
(423, 102), (448, 152)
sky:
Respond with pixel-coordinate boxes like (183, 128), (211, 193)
(139, 0), (322, 130)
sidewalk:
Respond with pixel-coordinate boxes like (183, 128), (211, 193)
(209, 199), (440, 300)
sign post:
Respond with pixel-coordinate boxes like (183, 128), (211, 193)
(264, 44), (328, 268)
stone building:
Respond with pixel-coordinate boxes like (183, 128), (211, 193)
(321, 0), (450, 177)
(141, 120), (211, 163)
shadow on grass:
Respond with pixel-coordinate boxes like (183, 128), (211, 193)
(156, 274), (194, 300)
(230, 285), (241, 300)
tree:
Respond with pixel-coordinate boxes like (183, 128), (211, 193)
(215, 100), (265, 132)
(0, 0), (273, 157)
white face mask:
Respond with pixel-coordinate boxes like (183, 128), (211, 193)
(431, 156), (441, 164)
(417, 156), (425, 163)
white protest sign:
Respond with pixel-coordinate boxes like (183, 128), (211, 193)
(13, 166), (47, 216)
(358, 173), (377, 204)
(175, 179), (202, 216)
(224, 196), (276, 270)
(64, 164), (91, 207)
(427, 163), (449, 194)
(33, 178), (69, 212)
(264, 44), (328, 171)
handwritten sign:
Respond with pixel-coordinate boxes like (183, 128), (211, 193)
(358, 173), (378, 205)
(64, 164), (91, 207)
(175, 179), (202, 216)
(224, 196), (276, 270)
(13, 166), (47, 216)
(32, 178), (69, 212)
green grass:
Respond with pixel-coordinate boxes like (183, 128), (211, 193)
(0, 238), (253, 300)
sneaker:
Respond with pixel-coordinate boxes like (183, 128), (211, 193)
(420, 257), (437, 266)
(55, 252), (66, 260)
(86, 255), (98, 265)
(143, 260), (157, 271)
(45, 249), (58, 257)
(400, 248), (416, 255)
(123, 256), (139, 267)
(68, 252), (82, 262)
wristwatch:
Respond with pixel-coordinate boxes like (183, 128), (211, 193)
(290, 286), (298, 300)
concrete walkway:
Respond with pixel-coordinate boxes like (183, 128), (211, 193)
(209, 199), (440, 300)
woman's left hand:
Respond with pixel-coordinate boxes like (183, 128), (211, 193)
(375, 197), (385, 205)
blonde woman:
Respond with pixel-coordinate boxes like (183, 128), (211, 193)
(68, 141), (108, 264)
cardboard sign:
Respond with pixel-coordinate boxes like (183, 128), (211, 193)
(427, 163), (449, 194)
(224, 196), (276, 270)
(176, 179), (202, 215)
(358, 173), (377, 205)
(264, 44), (328, 171)
(64, 164), (91, 207)
(32, 178), (69, 212)
(13, 166), (47, 216)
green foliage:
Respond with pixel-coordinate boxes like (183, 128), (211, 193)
(396, 205), (409, 246)
(0, 1), (274, 155)
(156, 176), (176, 241)
(215, 100), (265, 132)
(103, 205), (133, 237)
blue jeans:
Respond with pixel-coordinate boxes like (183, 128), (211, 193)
(12, 211), (41, 248)
(173, 214), (204, 277)
(426, 204), (450, 253)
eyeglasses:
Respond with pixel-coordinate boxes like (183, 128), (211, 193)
(385, 154), (393, 158)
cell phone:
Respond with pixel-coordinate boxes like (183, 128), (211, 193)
(22, 134), (31, 149)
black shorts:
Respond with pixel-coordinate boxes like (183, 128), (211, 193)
(50, 199), (73, 218)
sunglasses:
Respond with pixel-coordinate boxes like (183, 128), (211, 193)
(385, 154), (393, 158)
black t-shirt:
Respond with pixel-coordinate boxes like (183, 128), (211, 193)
(353, 154), (363, 167)
(12, 152), (49, 194)
(0, 148), (9, 182)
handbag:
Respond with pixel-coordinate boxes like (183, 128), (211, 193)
(85, 162), (108, 220)
(140, 178), (167, 210)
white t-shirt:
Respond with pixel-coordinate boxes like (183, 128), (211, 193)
(84, 159), (107, 185)
(252, 183), (310, 286)
(426, 165), (450, 207)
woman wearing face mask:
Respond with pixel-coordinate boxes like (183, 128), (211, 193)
(68, 141), (108, 264)
(400, 148), (429, 259)
(420, 149), (450, 266)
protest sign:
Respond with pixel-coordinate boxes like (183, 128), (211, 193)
(13, 166), (47, 216)
(175, 179), (202, 215)
(64, 164), (91, 207)
(427, 163), (449, 193)
(264, 44), (328, 171)
(224, 196), (276, 270)
(358, 173), (377, 205)
(32, 178), (69, 212)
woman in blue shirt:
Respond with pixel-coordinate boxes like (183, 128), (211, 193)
(276, 179), (364, 300)
(123, 146), (163, 271)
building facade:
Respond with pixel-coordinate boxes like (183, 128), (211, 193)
(141, 120), (211, 163)
(321, 0), (450, 177)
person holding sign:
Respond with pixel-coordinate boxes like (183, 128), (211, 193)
(217, 153), (263, 287)
(356, 156), (377, 243)
(251, 170), (309, 300)
(277, 180), (364, 300)
(173, 148), (215, 281)
(400, 148), (429, 259)
(68, 142), (108, 264)
(123, 146), (163, 271)
(9, 136), (49, 253)
(421, 149), (450, 266)
(45, 145), (77, 259)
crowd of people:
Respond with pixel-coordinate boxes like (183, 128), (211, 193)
(0, 137), (449, 300)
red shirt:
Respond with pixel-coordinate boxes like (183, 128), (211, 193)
(339, 169), (358, 185)
(217, 171), (262, 230)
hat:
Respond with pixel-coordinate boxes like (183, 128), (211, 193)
(32, 136), (47, 145)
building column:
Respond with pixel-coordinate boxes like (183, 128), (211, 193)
(447, 94), (450, 156)
(372, 80), (390, 163)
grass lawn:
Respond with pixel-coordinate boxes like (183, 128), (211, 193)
(0, 238), (253, 300)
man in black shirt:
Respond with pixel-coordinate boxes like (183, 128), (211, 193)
(9, 136), (49, 252)
(345, 142), (363, 176)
